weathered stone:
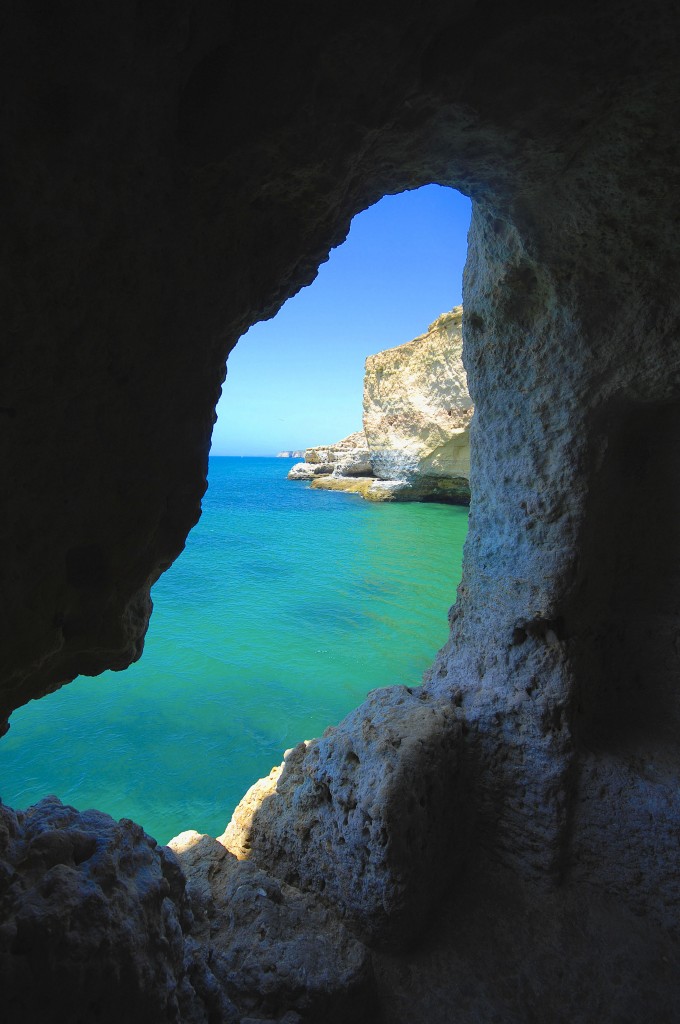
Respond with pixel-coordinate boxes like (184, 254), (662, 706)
(287, 461), (333, 480)
(289, 432), (373, 481)
(295, 313), (472, 502)
(0, 797), (203, 1023)
(169, 831), (375, 1023)
(220, 687), (463, 948)
(310, 476), (396, 500)
(305, 432), (370, 468)
(363, 308), (472, 501)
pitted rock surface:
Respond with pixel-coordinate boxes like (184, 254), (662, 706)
(363, 308), (472, 500)
(221, 687), (462, 948)
(169, 831), (375, 1023)
(0, 797), (198, 1023)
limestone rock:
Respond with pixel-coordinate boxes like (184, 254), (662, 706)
(169, 831), (375, 1023)
(2, 2), (680, 1021)
(0, 796), (202, 1024)
(291, 313), (472, 503)
(220, 687), (462, 949)
(287, 462), (333, 480)
(309, 476), (396, 501)
(288, 432), (372, 481)
(363, 308), (472, 501)
(276, 450), (305, 458)
(305, 432), (370, 467)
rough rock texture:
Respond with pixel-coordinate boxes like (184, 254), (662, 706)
(288, 432), (372, 480)
(310, 475), (396, 500)
(168, 831), (375, 1023)
(364, 308), (472, 501)
(286, 461), (334, 480)
(2, 1), (680, 1021)
(0, 796), (375, 1024)
(0, 797), (200, 1024)
(220, 687), (463, 948)
(291, 312), (472, 502)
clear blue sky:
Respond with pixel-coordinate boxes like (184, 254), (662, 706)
(211, 184), (472, 455)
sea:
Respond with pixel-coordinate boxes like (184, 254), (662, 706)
(0, 457), (468, 845)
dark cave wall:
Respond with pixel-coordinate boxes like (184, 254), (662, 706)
(3, 0), (679, 728)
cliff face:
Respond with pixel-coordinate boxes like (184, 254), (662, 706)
(292, 309), (473, 502)
(363, 307), (472, 500)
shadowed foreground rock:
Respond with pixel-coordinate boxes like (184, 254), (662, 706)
(221, 687), (462, 948)
(0, 798), (197, 1023)
(169, 832), (374, 1023)
(0, 799), (375, 1024)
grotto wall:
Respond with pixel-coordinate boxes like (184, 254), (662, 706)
(2, 1), (680, 1021)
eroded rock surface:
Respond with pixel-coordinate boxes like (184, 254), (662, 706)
(0, 797), (197, 1023)
(169, 832), (375, 1024)
(221, 687), (463, 949)
(364, 308), (472, 501)
(287, 461), (334, 480)
(288, 432), (372, 481)
(291, 311), (472, 502)
(0, 797), (376, 1024)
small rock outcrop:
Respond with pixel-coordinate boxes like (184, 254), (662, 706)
(288, 310), (472, 503)
(276, 450), (305, 458)
(0, 795), (376, 1023)
(287, 460), (335, 480)
(220, 687), (462, 948)
(287, 431), (372, 481)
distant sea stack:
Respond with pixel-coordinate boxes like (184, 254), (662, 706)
(276, 449), (306, 458)
(288, 308), (472, 503)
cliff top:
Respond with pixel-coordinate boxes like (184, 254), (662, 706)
(366, 306), (463, 366)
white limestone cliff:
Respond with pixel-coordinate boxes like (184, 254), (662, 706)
(289, 309), (472, 503)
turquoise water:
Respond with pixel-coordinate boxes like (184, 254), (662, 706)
(0, 457), (468, 844)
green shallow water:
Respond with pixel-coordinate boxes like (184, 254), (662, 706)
(0, 457), (468, 844)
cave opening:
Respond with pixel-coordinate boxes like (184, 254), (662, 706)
(0, 184), (474, 847)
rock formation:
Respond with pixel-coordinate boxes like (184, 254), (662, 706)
(276, 450), (305, 458)
(287, 431), (372, 480)
(290, 310), (473, 502)
(2, 2), (680, 1021)
(364, 308), (472, 499)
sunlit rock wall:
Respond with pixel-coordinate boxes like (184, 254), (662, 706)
(364, 307), (472, 501)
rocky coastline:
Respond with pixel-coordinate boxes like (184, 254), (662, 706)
(288, 308), (472, 503)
